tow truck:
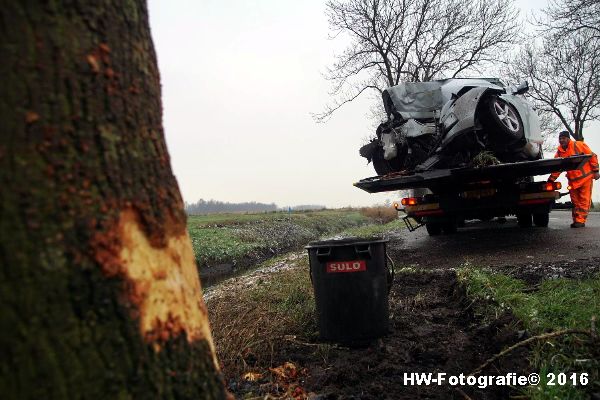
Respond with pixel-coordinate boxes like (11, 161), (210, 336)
(354, 155), (590, 235)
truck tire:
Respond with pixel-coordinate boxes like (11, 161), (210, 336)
(533, 212), (549, 227)
(442, 220), (457, 234)
(426, 222), (442, 236)
(517, 212), (532, 228)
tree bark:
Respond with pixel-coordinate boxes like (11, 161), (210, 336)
(0, 1), (227, 399)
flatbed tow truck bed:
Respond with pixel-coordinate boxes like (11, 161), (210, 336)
(354, 156), (591, 193)
(353, 155), (591, 235)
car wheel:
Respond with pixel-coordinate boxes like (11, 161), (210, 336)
(483, 96), (524, 145)
(426, 222), (442, 236)
(533, 212), (549, 227)
(517, 212), (532, 228)
(372, 146), (402, 175)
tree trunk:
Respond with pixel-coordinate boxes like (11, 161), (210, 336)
(0, 2), (227, 399)
(576, 127), (584, 142)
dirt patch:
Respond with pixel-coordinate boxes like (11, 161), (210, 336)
(494, 257), (600, 286)
(227, 270), (530, 399)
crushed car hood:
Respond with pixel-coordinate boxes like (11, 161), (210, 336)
(382, 78), (505, 118)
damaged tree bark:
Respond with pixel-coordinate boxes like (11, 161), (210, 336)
(0, 1), (227, 398)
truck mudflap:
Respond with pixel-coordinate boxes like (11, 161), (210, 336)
(354, 155), (592, 193)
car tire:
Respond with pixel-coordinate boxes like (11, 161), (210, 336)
(517, 212), (532, 228)
(533, 212), (549, 227)
(482, 96), (524, 146)
(372, 146), (402, 175)
(426, 222), (442, 236)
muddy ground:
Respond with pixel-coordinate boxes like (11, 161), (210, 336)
(218, 211), (600, 399)
(228, 269), (529, 399)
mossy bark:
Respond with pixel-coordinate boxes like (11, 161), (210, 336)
(0, 1), (227, 399)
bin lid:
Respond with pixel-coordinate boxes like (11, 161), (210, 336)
(305, 237), (389, 249)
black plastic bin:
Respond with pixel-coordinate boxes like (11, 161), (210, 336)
(306, 237), (392, 345)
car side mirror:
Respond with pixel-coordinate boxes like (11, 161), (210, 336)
(513, 81), (529, 95)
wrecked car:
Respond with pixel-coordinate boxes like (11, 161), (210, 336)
(359, 78), (544, 175)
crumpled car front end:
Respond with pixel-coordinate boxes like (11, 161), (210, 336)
(360, 78), (543, 175)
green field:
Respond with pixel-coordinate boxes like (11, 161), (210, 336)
(187, 209), (390, 270)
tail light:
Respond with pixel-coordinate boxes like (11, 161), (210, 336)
(542, 182), (561, 191)
(393, 202), (399, 209)
(401, 197), (418, 206)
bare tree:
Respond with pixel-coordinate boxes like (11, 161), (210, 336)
(540, 0), (600, 38)
(315, 0), (520, 121)
(507, 30), (600, 141)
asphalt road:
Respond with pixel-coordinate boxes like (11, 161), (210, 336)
(389, 210), (600, 269)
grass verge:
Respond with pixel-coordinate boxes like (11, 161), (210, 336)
(208, 259), (316, 378)
(458, 268), (600, 399)
(188, 210), (372, 269)
(206, 218), (404, 384)
(337, 218), (405, 238)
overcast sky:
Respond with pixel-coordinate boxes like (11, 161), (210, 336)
(148, 0), (600, 208)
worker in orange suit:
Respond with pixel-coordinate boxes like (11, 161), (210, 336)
(548, 131), (599, 228)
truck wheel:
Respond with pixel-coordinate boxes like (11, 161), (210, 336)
(533, 212), (549, 227)
(426, 222), (442, 236)
(442, 221), (457, 234)
(517, 212), (532, 228)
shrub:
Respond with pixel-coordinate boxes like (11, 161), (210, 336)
(360, 206), (398, 224)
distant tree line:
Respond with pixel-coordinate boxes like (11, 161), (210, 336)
(289, 205), (327, 211)
(184, 200), (329, 214)
(185, 199), (278, 214)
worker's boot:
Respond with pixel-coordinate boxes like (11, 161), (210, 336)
(570, 222), (585, 228)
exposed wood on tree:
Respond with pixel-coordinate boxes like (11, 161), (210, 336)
(0, 1), (227, 398)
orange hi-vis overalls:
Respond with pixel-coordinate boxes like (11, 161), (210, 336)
(548, 140), (599, 223)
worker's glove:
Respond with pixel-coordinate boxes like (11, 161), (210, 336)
(594, 172), (600, 180)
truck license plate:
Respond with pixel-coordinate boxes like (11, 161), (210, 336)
(461, 188), (497, 199)
(326, 260), (367, 273)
